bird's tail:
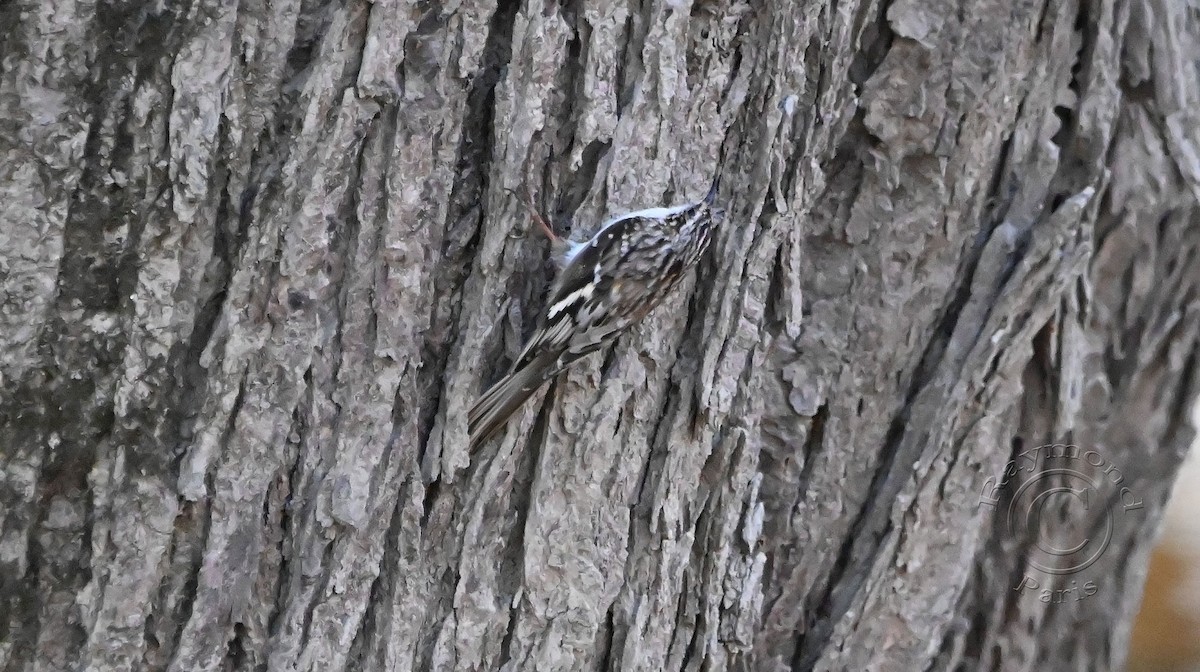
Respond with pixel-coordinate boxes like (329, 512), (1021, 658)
(468, 350), (561, 452)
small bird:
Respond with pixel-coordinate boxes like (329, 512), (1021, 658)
(468, 179), (722, 451)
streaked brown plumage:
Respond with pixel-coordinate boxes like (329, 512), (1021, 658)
(469, 180), (722, 450)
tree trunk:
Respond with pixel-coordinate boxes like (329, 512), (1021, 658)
(1, 0), (1197, 670)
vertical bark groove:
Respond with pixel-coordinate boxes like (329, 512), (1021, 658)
(1, 0), (1197, 671)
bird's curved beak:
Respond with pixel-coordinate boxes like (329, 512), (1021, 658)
(703, 176), (720, 207)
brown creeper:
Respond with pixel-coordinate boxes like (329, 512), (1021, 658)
(468, 179), (722, 451)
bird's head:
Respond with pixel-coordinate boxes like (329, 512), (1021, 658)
(674, 175), (722, 235)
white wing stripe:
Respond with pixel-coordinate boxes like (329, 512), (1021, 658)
(547, 284), (594, 318)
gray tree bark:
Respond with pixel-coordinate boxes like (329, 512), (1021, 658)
(1, 0), (1198, 670)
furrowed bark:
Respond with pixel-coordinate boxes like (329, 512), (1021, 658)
(1, 0), (1197, 671)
